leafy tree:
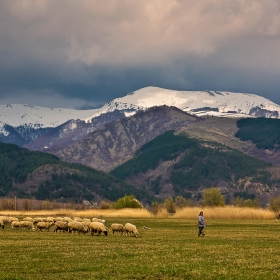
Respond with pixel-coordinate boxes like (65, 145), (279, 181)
(201, 188), (225, 207)
(231, 197), (260, 208)
(269, 195), (280, 219)
(164, 197), (176, 214)
(175, 195), (189, 208)
(150, 201), (163, 215)
(112, 195), (143, 209)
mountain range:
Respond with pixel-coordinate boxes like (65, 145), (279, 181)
(1, 86), (280, 205)
(1, 86), (280, 149)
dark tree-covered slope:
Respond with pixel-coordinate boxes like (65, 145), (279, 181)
(0, 142), (150, 203)
(235, 118), (280, 149)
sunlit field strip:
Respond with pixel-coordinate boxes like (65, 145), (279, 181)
(0, 206), (276, 219)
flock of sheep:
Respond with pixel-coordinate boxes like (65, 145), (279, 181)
(0, 215), (140, 237)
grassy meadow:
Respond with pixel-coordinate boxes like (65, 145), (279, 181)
(0, 207), (280, 279)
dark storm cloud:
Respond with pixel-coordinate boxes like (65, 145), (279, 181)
(0, 0), (280, 108)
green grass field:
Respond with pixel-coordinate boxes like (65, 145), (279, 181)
(1, 218), (280, 279)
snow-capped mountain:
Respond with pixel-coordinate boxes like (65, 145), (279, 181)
(85, 86), (280, 121)
(0, 104), (98, 130)
(1, 86), (280, 147)
(0, 104), (99, 146)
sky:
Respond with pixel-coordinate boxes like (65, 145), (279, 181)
(0, 0), (280, 109)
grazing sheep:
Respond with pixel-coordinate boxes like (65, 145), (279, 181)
(110, 223), (125, 235)
(53, 217), (63, 222)
(143, 226), (151, 230)
(89, 222), (108, 236)
(23, 217), (34, 223)
(11, 221), (21, 229)
(53, 221), (69, 233)
(92, 218), (105, 224)
(9, 217), (19, 224)
(42, 217), (54, 223)
(62, 217), (73, 223)
(0, 216), (10, 225)
(33, 217), (43, 225)
(36, 221), (54, 232)
(125, 223), (139, 237)
(82, 220), (92, 228)
(73, 217), (83, 222)
(0, 219), (4, 229)
(68, 221), (88, 234)
(19, 221), (35, 231)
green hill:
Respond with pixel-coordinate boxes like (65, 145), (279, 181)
(110, 131), (275, 200)
(0, 142), (149, 203)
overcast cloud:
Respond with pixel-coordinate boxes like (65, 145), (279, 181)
(0, 0), (280, 109)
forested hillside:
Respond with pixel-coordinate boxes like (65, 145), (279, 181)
(0, 142), (149, 203)
(235, 118), (280, 149)
(110, 131), (276, 201)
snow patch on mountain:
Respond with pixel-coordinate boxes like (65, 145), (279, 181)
(1, 87), (280, 134)
(84, 87), (280, 121)
(0, 104), (98, 129)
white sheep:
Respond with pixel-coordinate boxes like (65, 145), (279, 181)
(89, 222), (108, 236)
(82, 220), (92, 228)
(0, 216), (10, 225)
(110, 223), (126, 235)
(42, 217), (54, 223)
(9, 217), (19, 224)
(19, 221), (35, 231)
(23, 217), (34, 223)
(62, 217), (73, 223)
(68, 221), (89, 234)
(53, 221), (69, 233)
(33, 217), (43, 225)
(125, 223), (139, 237)
(143, 226), (151, 230)
(53, 217), (63, 222)
(36, 221), (54, 232)
(11, 221), (21, 229)
(0, 219), (4, 229)
(92, 218), (106, 224)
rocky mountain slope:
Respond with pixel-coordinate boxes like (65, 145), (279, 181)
(24, 110), (126, 152)
(53, 106), (200, 171)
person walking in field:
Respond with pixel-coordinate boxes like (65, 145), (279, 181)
(198, 211), (206, 237)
